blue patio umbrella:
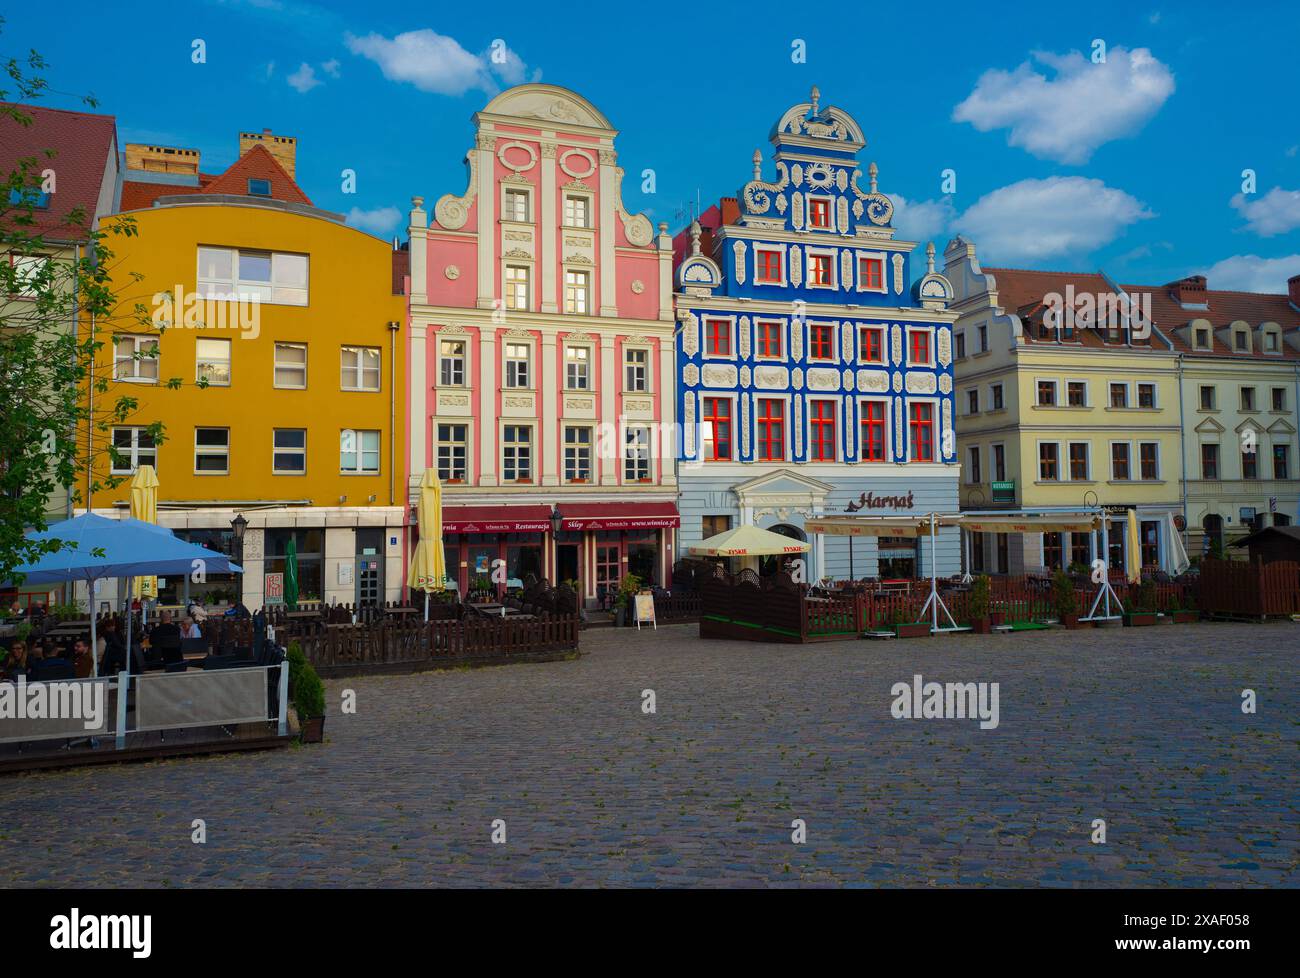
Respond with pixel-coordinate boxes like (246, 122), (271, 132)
(5, 513), (243, 676)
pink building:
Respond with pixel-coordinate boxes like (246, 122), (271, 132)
(406, 84), (678, 605)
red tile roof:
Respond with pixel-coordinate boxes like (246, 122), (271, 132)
(121, 143), (312, 211)
(1121, 278), (1300, 360)
(0, 102), (117, 241)
(984, 266), (1160, 349)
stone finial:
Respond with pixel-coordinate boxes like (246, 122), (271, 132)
(926, 241), (936, 274)
(658, 222), (668, 234)
(810, 85), (820, 115)
(752, 149), (762, 181)
(411, 195), (425, 209)
(868, 162), (878, 194)
(689, 219), (702, 257)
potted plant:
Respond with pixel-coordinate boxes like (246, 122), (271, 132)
(1124, 578), (1158, 627)
(1051, 570), (1082, 629)
(968, 574), (992, 633)
(1171, 595), (1199, 624)
(287, 641), (326, 744)
(613, 573), (643, 627)
(893, 608), (929, 639)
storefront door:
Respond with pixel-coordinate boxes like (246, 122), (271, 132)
(595, 537), (621, 605)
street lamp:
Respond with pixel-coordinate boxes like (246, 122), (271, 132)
(230, 513), (248, 604)
(549, 507), (563, 584)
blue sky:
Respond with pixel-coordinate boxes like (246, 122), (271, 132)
(7, 0), (1300, 292)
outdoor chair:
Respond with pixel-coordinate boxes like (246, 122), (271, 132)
(31, 658), (75, 681)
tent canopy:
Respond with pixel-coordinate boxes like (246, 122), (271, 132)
(689, 525), (810, 557)
(807, 512), (1101, 537)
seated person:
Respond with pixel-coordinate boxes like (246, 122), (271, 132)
(70, 638), (93, 678)
(3, 641), (30, 681)
(98, 619), (129, 674)
(186, 599), (208, 624)
(148, 610), (183, 665)
(181, 616), (202, 640)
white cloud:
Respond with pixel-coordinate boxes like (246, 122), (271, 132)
(346, 29), (533, 96)
(1287, 145), (1298, 158)
(287, 62), (321, 93)
(953, 176), (1153, 263)
(321, 58), (340, 78)
(264, 61), (276, 79)
(1231, 187), (1300, 237)
(953, 47), (1175, 164)
(1200, 254), (1300, 293)
(346, 206), (402, 236)
(889, 194), (957, 244)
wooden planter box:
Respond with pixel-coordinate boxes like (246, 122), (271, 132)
(988, 611), (1006, 627)
(300, 715), (325, 744)
(970, 617), (992, 634)
(1171, 610), (1199, 624)
(894, 621), (930, 639)
(1123, 612), (1157, 627)
(1059, 612), (1083, 630)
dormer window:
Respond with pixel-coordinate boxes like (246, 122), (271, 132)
(808, 197), (832, 229)
(1233, 329), (1249, 352)
(247, 178), (271, 197)
(8, 187), (50, 208)
(1262, 329), (1280, 353)
(1193, 326), (1211, 350)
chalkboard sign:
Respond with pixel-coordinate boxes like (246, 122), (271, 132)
(633, 591), (656, 630)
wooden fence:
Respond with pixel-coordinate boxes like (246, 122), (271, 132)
(1198, 559), (1300, 618)
(653, 593), (702, 622)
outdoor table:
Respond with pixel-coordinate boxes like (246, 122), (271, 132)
(387, 607), (419, 616)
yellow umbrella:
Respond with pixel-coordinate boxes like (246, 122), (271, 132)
(1124, 508), (1141, 583)
(130, 464), (159, 599)
(408, 468), (446, 619)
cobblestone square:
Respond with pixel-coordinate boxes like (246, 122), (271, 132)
(2, 621), (1295, 887)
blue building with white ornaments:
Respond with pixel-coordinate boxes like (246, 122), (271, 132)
(672, 87), (961, 580)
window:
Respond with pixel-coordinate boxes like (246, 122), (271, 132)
(563, 426), (592, 482)
(624, 348), (648, 392)
(908, 329), (933, 366)
(503, 189), (530, 223)
(197, 246), (307, 305)
(809, 400), (836, 461)
(247, 178), (271, 197)
(1109, 383), (1128, 408)
(1036, 380), (1057, 406)
(809, 253), (834, 287)
(809, 323), (834, 360)
(8, 254), (49, 297)
(1199, 385), (1216, 410)
(1242, 448), (1258, 480)
(967, 389), (979, 415)
(757, 321), (782, 358)
(756, 248), (783, 284)
(437, 423), (467, 482)
(1066, 381), (1087, 407)
(1069, 442), (1089, 480)
(439, 339), (465, 386)
(340, 346), (380, 391)
(967, 446), (982, 484)
(860, 401), (886, 461)
(564, 270), (590, 314)
(339, 429), (380, 475)
(505, 265), (531, 310)
(565, 346), (590, 390)
(1274, 444), (1291, 480)
(110, 427), (156, 474)
(195, 427), (230, 474)
(113, 335), (159, 383)
(1039, 443), (1060, 481)
(1137, 383), (1156, 408)
(8, 187), (50, 209)
(1043, 533), (1063, 571)
(1071, 534), (1090, 568)
(706, 318), (731, 356)
(909, 403), (934, 462)
(756, 399), (785, 461)
(1201, 443), (1219, 479)
(702, 514), (731, 540)
(1139, 442), (1159, 480)
(1240, 386), (1256, 411)
(977, 324), (989, 353)
(1263, 330), (1280, 353)
(954, 332), (966, 360)
(564, 195), (590, 228)
(1111, 443), (1130, 480)
(273, 342), (307, 388)
(991, 384), (1004, 410)
(1233, 330), (1248, 352)
(272, 429), (306, 474)
(624, 426), (651, 481)
(1140, 520), (1160, 569)
(703, 397), (732, 461)
(502, 425), (532, 481)
(196, 338), (231, 386)
(1272, 387), (1287, 411)
(1194, 326), (1211, 350)
(992, 444), (1006, 482)
(859, 256), (884, 291)
(808, 197), (831, 229)
(858, 325), (884, 364)
(505, 343), (530, 388)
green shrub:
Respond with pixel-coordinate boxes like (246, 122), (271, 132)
(969, 574), (991, 620)
(50, 601), (83, 621)
(615, 573), (643, 609)
(1050, 570), (1077, 619)
(287, 641), (325, 719)
(1133, 577), (1158, 613)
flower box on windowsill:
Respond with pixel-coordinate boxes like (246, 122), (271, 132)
(569, 478), (589, 484)
(636, 477), (653, 483)
(514, 478), (533, 484)
(445, 478), (464, 485)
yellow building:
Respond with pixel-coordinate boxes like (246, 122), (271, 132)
(85, 132), (406, 609)
(944, 239), (1185, 574)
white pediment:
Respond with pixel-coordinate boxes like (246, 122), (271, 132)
(1193, 416), (1225, 434)
(734, 468), (836, 503)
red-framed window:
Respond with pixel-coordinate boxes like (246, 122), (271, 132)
(810, 400), (836, 461)
(859, 256), (884, 290)
(706, 318), (731, 356)
(809, 323), (834, 360)
(756, 320), (782, 358)
(756, 249), (782, 284)
(809, 254), (833, 286)
(860, 401), (886, 461)
(702, 397), (732, 461)
(809, 198), (831, 229)
(859, 325), (884, 363)
(909, 402), (934, 462)
(909, 329), (932, 365)
(756, 399), (785, 461)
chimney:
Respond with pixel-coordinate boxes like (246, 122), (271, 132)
(239, 128), (297, 178)
(720, 196), (741, 226)
(1170, 275), (1208, 309)
(124, 142), (201, 175)
(1289, 274), (1300, 308)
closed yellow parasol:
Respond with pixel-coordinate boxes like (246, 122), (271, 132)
(408, 468), (447, 618)
(130, 464), (159, 599)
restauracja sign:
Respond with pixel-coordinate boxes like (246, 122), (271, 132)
(845, 491), (915, 512)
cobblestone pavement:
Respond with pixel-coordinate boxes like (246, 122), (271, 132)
(2, 621), (1296, 887)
